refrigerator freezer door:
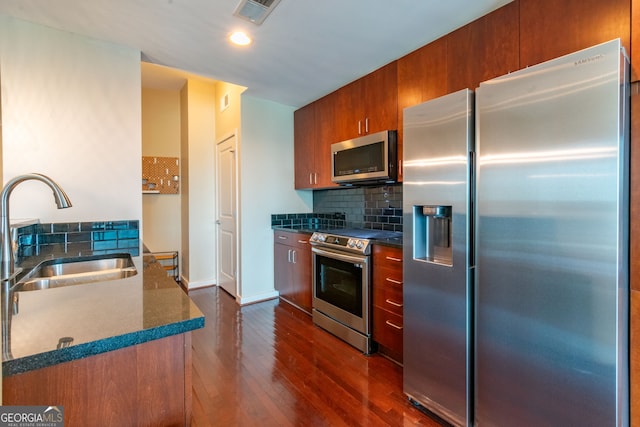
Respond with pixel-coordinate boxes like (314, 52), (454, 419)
(475, 39), (629, 426)
(403, 89), (474, 427)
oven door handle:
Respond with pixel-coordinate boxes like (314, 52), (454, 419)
(311, 247), (368, 265)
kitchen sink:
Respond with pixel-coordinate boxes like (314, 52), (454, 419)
(14, 253), (138, 292)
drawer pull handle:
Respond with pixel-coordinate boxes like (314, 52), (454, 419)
(386, 320), (403, 330)
(278, 236), (288, 240)
(385, 256), (402, 262)
(297, 240), (308, 244)
(386, 278), (402, 285)
(385, 299), (403, 307)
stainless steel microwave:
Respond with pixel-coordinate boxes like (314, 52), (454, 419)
(331, 130), (398, 185)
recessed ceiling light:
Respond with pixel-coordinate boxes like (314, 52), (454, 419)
(229, 31), (252, 46)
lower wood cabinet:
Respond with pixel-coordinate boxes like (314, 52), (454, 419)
(274, 230), (312, 314)
(4, 333), (193, 426)
(372, 244), (403, 364)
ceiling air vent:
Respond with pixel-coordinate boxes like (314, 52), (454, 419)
(233, 0), (282, 25)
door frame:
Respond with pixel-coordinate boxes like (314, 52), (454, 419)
(215, 130), (240, 301)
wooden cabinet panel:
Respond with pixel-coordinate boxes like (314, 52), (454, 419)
(372, 245), (403, 363)
(294, 103), (316, 189)
(447, 1), (519, 93)
(4, 333), (191, 426)
(397, 37), (448, 182)
(333, 62), (398, 143)
(632, 88), (640, 292)
(274, 231), (312, 314)
(372, 307), (403, 364)
(294, 95), (338, 189)
(633, 0), (640, 82)
(313, 94), (337, 188)
(373, 275), (403, 317)
(519, 0), (631, 69)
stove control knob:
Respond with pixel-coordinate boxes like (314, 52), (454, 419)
(347, 239), (355, 248)
(356, 240), (364, 250)
(317, 233), (326, 242)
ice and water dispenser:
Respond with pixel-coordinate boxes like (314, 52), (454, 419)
(413, 205), (452, 266)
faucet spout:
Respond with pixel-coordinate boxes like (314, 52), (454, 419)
(1, 174), (72, 283)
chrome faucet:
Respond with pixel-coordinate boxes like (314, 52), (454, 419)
(1, 174), (72, 361)
(0, 174), (72, 283)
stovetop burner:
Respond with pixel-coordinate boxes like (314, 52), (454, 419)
(310, 229), (402, 255)
(322, 228), (403, 240)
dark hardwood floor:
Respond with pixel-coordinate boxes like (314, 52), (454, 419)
(188, 287), (445, 427)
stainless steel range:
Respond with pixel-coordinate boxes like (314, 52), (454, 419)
(310, 230), (374, 354)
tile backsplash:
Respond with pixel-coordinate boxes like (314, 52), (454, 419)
(313, 184), (402, 232)
(15, 220), (140, 260)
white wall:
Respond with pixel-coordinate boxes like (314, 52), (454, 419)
(0, 17), (141, 227)
(239, 95), (312, 304)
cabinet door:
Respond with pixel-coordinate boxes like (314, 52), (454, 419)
(290, 244), (312, 314)
(447, 1), (519, 93)
(361, 62), (398, 135)
(333, 80), (362, 142)
(333, 62), (399, 143)
(314, 93), (339, 188)
(294, 103), (316, 189)
(520, 0), (630, 69)
(274, 242), (293, 300)
(397, 37), (448, 182)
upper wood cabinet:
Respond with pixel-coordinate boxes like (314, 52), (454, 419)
(519, 0), (631, 71)
(447, 1), (520, 93)
(294, 94), (338, 189)
(333, 62), (398, 143)
(397, 37), (448, 182)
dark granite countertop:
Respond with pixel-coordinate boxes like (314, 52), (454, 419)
(3, 254), (205, 376)
(272, 226), (403, 249)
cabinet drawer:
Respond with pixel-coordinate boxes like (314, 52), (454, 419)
(373, 279), (403, 316)
(373, 308), (403, 363)
(274, 231), (311, 250)
(372, 245), (403, 272)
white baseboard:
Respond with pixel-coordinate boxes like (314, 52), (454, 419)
(237, 290), (279, 305)
(182, 276), (217, 290)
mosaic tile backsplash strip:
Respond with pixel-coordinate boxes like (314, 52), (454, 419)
(270, 212), (346, 230)
(16, 220), (140, 260)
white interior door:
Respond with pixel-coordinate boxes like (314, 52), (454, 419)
(216, 133), (238, 297)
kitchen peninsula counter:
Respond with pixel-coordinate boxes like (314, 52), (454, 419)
(3, 253), (204, 376)
(3, 252), (204, 425)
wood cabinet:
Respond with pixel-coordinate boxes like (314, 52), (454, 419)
(274, 230), (312, 314)
(446, 1), (520, 93)
(372, 244), (403, 364)
(294, 95), (338, 189)
(4, 333), (192, 426)
(397, 37), (448, 182)
(333, 62), (398, 143)
(519, 0), (631, 70)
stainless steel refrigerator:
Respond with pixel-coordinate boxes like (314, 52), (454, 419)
(402, 39), (629, 426)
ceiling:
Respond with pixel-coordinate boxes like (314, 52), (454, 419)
(0, 0), (513, 108)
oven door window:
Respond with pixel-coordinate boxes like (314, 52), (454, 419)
(315, 254), (363, 317)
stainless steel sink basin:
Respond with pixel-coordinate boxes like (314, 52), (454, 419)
(14, 253), (137, 292)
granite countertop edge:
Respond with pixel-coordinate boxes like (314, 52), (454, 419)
(4, 317), (205, 376)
